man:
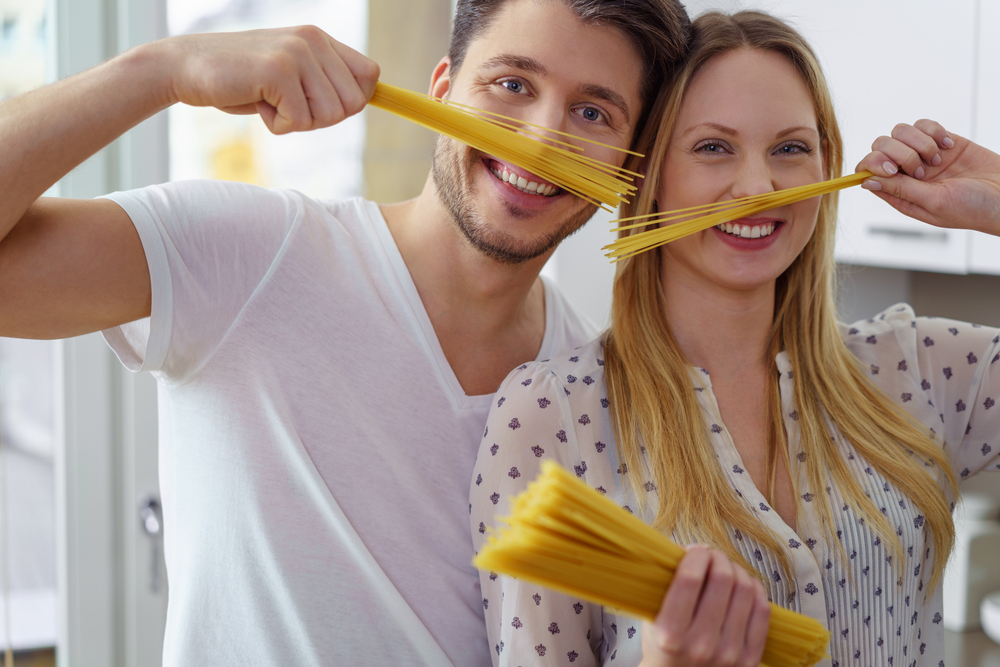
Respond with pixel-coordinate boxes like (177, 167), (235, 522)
(0, 0), (689, 664)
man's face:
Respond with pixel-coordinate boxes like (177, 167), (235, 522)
(430, 0), (644, 265)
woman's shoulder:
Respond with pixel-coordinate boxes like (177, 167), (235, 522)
(500, 334), (608, 392)
(840, 302), (1000, 360)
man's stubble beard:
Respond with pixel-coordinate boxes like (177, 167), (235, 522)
(430, 136), (596, 266)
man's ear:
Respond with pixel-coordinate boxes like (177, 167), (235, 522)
(430, 56), (453, 99)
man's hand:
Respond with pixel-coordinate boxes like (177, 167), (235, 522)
(158, 27), (379, 135)
(856, 120), (1000, 235)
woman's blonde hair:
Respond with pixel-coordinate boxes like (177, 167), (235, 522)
(605, 10), (956, 592)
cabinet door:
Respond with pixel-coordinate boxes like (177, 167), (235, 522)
(793, 0), (977, 272)
(967, 0), (1000, 275)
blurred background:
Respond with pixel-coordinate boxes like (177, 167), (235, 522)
(0, 0), (998, 665)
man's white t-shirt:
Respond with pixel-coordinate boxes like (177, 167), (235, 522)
(100, 179), (596, 667)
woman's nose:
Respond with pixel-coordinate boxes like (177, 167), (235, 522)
(730, 158), (776, 200)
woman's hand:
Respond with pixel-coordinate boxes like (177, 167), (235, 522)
(153, 26), (380, 135)
(639, 546), (771, 667)
(855, 120), (1000, 235)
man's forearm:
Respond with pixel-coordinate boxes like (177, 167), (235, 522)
(0, 41), (175, 240)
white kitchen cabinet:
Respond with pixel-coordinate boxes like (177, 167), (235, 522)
(967, 0), (1000, 275)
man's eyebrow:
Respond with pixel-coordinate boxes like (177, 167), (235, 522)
(479, 54), (548, 75)
(579, 84), (631, 125)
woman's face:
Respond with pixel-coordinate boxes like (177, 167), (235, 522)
(656, 48), (826, 296)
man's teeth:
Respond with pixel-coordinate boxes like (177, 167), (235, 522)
(716, 221), (777, 239)
(490, 165), (557, 196)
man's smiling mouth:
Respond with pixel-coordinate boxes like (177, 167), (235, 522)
(487, 159), (560, 197)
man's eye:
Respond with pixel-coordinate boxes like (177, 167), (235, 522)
(501, 80), (524, 93)
(581, 107), (601, 122)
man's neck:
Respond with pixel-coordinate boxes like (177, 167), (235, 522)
(379, 179), (552, 396)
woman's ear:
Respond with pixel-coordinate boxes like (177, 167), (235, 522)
(633, 155), (652, 198)
(429, 57), (453, 99)
(821, 138), (830, 180)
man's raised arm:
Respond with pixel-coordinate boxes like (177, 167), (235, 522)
(0, 27), (379, 340)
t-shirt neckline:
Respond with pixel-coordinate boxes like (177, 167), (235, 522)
(362, 200), (557, 410)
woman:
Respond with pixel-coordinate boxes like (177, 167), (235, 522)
(469, 9), (1000, 667)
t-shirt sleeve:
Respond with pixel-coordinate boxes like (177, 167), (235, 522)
(909, 314), (1000, 482)
(100, 180), (301, 381)
(470, 363), (603, 666)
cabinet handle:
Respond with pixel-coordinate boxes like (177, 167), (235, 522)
(867, 226), (949, 243)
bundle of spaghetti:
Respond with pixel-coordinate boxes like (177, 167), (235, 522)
(474, 461), (830, 667)
(368, 82), (641, 210)
(603, 170), (873, 261)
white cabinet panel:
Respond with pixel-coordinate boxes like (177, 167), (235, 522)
(968, 0), (1000, 275)
(774, 0), (977, 272)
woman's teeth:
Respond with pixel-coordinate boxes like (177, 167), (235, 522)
(490, 165), (557, 196)
(716, 221), (777, 239)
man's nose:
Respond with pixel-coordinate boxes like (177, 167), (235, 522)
(518, 98), (572, 147)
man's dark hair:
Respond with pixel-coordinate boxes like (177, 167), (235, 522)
(446, 0), (692, 141)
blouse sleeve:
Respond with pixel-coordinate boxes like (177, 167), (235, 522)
(470, 362), (604, 666)
(909, 314), (1000, 482)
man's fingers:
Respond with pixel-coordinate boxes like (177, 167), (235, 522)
(331, 38), (381, 104)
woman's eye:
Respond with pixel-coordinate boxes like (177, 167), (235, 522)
(695, 141), (728, 154)
(776, 142), (811, 155)
(501, 80), (524, 94)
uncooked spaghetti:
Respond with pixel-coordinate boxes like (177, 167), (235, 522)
(474, 461), (830, 667)
(368, 82), (641, 210)
(603, 171), (873, 261)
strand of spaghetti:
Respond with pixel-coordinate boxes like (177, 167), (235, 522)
(614, 191), (784, 223)
(604, 171), (871, 260)
(368, 82), (637, 208)
(439, 97), (645, 157)
(614, 170), (871, 225)
(474, 462), (830, 667)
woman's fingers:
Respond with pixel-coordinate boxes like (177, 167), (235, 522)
(742, 581), (772, 665)
(651, 545), (712, 650)
(643, 547), (768, 666)
(713, 564), (762, 666)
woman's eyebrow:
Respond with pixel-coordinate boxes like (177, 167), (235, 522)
(776, 125), (819, 139)
(681, 122), (738, 138)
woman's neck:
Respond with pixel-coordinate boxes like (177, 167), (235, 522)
(660, 267), (776, 380)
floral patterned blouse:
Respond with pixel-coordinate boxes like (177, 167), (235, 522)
(469, 304), (1000, 667)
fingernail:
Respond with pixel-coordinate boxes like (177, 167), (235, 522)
(932, 154), (942, 166)
(915, 166), (925, 180)
(862, 179), (882, 191)
(882, 161), (898, 175)
(943, 136), (955, 148)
